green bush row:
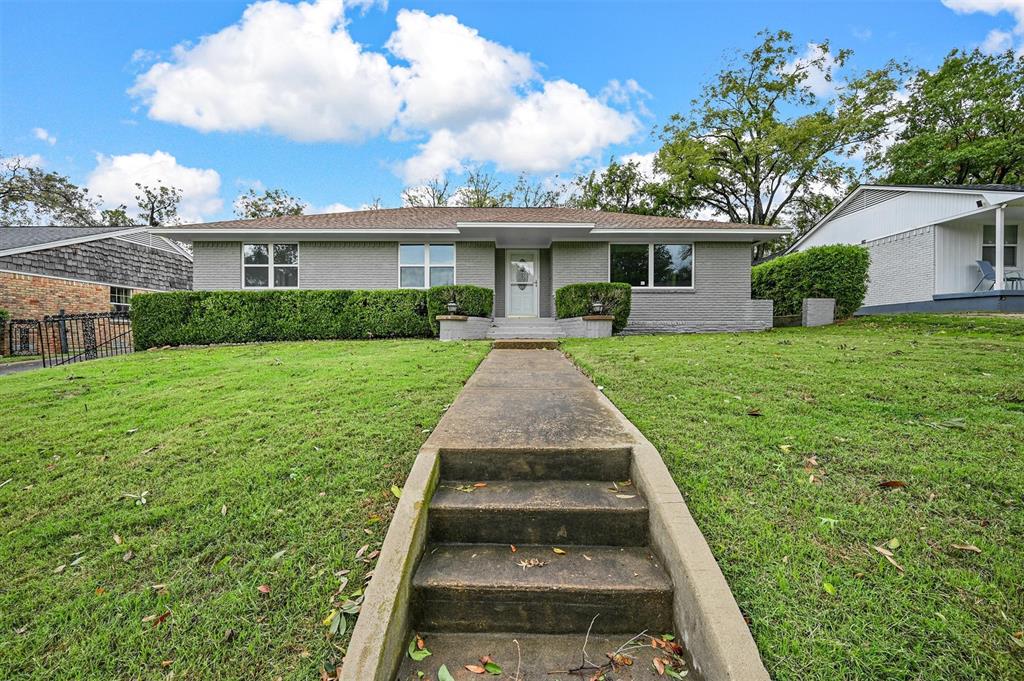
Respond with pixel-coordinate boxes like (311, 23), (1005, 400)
(554, 282), (632, 333)
(131, 286), (493, 350)
(751, 245), (870, 318)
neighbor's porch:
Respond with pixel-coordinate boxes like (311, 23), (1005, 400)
(934, 200), (1024, 304)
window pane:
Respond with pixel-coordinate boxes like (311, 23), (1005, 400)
(274, 266), (298, 288)
(400, 244), (425, 265)
(982, 246), (995, 265)
(1008, 225), (1019, 243)
(983, 225), (994, 244)
(1007, 246), (1018, 268)
(653, 244), (693, 287)
(429, 244), (455, 265)
(430, 266), (455, 287)
(273, 243), (298, 265)
(245, 266), (269, 287)
(400, 266), (425, 288)
(243, 244), (269, 265)
(610, 244), (649, 287)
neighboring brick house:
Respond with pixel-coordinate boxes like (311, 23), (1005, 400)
(0, 227), (193, 354)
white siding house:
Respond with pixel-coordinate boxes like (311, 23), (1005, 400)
(790, 185), (1024, 314)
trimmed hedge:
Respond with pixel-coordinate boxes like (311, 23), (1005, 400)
(555, 282), (632, 333)
(131, 285), (493, 350)
(751, 245), (870, 318)
(0, 308), (8, 325)
(426, 285), (494, 334)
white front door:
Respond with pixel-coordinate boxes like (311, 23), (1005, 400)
(507, 249), (539, 317)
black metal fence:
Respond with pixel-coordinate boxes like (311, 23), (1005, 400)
(6, 319), (42, 356)
(33, 311), (134, 367)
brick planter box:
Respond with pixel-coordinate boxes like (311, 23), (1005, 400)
(436, 315), (491, 341)
(557, 315), (614, 338)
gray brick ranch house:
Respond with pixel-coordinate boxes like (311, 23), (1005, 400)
(152, 207), (787, 334)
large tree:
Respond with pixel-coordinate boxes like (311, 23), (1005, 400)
(135, 182), (182, 227)
(234, 187), (305, 219)
(873, 48), (1024, 186)
(0, 155), (100, 225)
(657, 30), (900, 236)
(568, 157), (678, 215)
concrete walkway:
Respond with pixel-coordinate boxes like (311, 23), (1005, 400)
(429, 348), (632, 450)
(344, 348), (768, 681)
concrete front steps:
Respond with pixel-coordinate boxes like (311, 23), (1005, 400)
(486, 317), (565, 340)
(396, 447), (674, 678)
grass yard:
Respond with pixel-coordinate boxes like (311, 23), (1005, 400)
(0, 340), (489, 680)
(563, 314), (1024, 681)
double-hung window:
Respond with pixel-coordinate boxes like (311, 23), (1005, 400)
(982, 224), (1018, 267)
(110, 286), (131, 314)
(243, 243), (299, 288)
(399, 244), (455, 288)
(610, 243), (693, 288)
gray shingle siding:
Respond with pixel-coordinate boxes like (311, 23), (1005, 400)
(193, 242), (241, 290)
(0, 237), (192, 290)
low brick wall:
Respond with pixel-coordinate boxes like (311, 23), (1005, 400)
(437, 315), (491, 341)
(557, 315), (614, 338)
(802, 298), (836, 327)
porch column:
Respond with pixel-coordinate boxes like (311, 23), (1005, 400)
(995, 205), (1006, 290)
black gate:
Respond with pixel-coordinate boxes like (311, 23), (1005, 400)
(39, 311), (133, 367)
(6, 319), (42, 356)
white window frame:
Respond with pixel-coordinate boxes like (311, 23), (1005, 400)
(242, 242), (300, 289)
(982, 224), (1018, 268)
(398, 243), (457, 289)
(110, 286), (132, 314)
(608, 242), (695, 290)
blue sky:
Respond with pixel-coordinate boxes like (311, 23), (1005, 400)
(2, 0), (1022, 223)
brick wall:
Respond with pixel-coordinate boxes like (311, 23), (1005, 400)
(0, 271), (144, 355)
(862, 226), (935, 307)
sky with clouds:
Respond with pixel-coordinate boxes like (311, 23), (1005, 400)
(1, 0), (1022, 223)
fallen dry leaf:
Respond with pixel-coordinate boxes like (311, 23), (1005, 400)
(473, 482), (487, 488)
(873, 545), (904, 572)
(951, 543), (982, 554)
(878, 480), (907, 488)
(509, 545), (517, 553)
(552, 547), (566, 555)
(53, 564), (66, 574)
(221, 505), (227, 516)
(653, 657), (666, 675)
(113, 533), (123, 545)
(257, 584), (271, 595)
(465, 665), (486, 674)
(122, 551), (134, 562)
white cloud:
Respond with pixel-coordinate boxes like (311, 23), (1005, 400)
(399, 80), (638, 183)
(130, 0), (641, 184)
(387, 9), (535, 130)
(32, 127), (56, 146)
(86, 151), (223, 224)
(785, 43), (840, 97)
(312, 201), (356, 213)
(130, 0), (401, 142)
(943, 0), (1024, 53)
(618, 151), (663, 181)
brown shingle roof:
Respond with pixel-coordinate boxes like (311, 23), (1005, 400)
(176, 207), (775, 231)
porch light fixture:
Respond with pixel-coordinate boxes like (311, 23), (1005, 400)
(446, 298), (459, 314)
(590, 299), (605, 315)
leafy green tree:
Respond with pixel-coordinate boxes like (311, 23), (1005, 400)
(0, 154), (100, 225)
(234, 187), (305, 219)
(568, 158), (678, 215)
(402, 176), (452, 207)
(657, 30), (901, 232)
(135, 182), (182, 227)
(510, 173), (562, 208)
(458, 169), (512, 208)
(873, 49), (1024, 185)
(99, 205), (136, 226)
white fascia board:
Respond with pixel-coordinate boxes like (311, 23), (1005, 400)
(457, 221), (595, 229)
(590, 228), (789, 238)
(0, 227), (148, 257)
(150, 228), (462, 242)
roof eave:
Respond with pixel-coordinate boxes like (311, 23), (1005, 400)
(0, 226), (149, 258)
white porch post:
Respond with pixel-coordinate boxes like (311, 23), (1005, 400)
(995, 205), (1006, 291)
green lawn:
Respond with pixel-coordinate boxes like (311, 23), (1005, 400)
(0, 340), (488, 680)
(563, 315), (1024, 681)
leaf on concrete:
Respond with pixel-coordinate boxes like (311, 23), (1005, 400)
(465, 665), (486, 674)
(552, 547), (566, 555)
(484, 661), (502, 675)
(408, 635), (431, 661)
(438, 665), (455, 681)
